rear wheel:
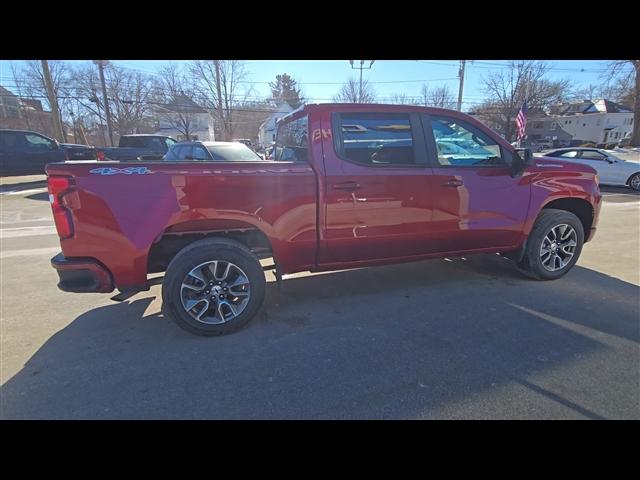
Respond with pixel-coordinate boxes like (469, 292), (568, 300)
(162, 238), (266, 336)
(628, 173), (640, 191)
(517, 209), (584, 280)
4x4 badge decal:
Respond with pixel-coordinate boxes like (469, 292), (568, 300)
(90, 167), (152, 175)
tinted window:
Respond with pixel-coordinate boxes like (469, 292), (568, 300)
(275, 115), (308, 163)
(337, 113), (415, 165)
(556, 150), (578, 158)
(205, 144), (262, 161)
(430, 116), (504, 167)
(148, 137), (167, 152)
(166, 145), (191, 160)
(580, 150), (606, 160)
(0, 131), (22, 149)
(24, 133), (54, 150)
(192, 145), (210, 160)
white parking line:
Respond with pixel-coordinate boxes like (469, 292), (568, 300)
(0, 188), (48, 196)
(0, 225), (58, 238)
(0, 246), (60, 259)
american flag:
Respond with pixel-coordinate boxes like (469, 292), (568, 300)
(515, 100), (528, 141)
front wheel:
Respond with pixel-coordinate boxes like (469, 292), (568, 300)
(162, 238), (266, 336)
(628, 173), (640, 191)
(517, 209), (584, 280)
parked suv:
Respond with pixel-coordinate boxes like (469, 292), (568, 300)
(0, 129), (95, 176)
(46, 104), (601, 336)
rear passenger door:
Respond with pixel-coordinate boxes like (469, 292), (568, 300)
(321, 111), (435, 264)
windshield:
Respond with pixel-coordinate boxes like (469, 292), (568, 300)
(205, 143), (263, 161)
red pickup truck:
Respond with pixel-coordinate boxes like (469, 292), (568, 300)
(46, 104), (602, 336)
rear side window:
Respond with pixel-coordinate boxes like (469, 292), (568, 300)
(0, 131), (22, 149)
(275, 115), (308, 163)
(336, 113), (415, 165)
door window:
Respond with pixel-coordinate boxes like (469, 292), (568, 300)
(430, 116), (505, 167)
(167, 145), (192, 160)
(24, 133), (54, 150)
(335, 113), (416, 165)
(191, 145), (210, 160)
(556, 150), (578, 158)
(579, 150), (607, 161)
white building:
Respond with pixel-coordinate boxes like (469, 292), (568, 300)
(258, 102), (294, 147)
(550, 99), (634, 146)
(154, 95), (215, 141)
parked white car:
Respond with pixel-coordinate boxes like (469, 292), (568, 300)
(543, 148), (640, 191)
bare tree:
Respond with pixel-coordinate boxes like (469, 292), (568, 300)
(387, 93), (416, 105)
(190, 60), (250, 140)
(154, 63), (202, 140)
(333, 78), (376, 103)
(420, 84), (456, 108)
(606, 61), (639, 146)
(18, 60), (72, 140)
(479, 61), (573, 141)
(71, 62), (156, 140)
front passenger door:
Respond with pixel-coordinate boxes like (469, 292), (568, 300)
(423, 114), (530, 253)
(23, 132), (61, 174)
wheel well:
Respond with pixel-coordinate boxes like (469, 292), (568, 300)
(626, 171), (640, 185)
(147, 223), (273, 274)
(542, 198), (594, 235)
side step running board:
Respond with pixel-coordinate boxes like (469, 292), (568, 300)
(110, 276), (164, 302)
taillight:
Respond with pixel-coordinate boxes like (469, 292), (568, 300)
(48, 175), (75, 239)
(96, 150), (105, 161)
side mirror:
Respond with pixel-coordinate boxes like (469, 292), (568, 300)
(511, 148), (531, 177)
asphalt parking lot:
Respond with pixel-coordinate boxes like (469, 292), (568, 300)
(1, 171), (639, 419)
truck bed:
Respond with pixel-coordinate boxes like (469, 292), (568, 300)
(46, 160), (318, 289)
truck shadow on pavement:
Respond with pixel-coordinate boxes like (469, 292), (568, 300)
(2, 255), (639, 419)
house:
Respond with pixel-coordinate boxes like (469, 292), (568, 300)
(258, 102), (294, 148)
(0, 85), (20, 120)
(154, 94), (215, 141)
(548, 99), (634, 146)
(0, 85), (57, 139)
(525, 115), (573, 147)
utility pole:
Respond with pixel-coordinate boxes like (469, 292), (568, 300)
(457, 60), (466, 112)
(214, 60), (225, 140)
(349, 60), (375, 102)
(41, 60), (65, 141)
(94, 60), (114, 146)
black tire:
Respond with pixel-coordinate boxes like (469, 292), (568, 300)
(162, 238), (266, 336)
(627, 172), (640, 191)
(517, 209), (584, 281)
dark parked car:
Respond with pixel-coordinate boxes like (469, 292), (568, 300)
(96, 134), (177, 161)
(0, 129), (95, 176)
(164, 141), (264, 161)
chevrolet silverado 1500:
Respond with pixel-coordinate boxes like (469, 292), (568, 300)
(46, 104), (602, 336)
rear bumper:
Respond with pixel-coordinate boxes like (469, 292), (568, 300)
(51, 253), (114, 293)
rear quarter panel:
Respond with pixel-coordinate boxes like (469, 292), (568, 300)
(46, 161), (318, 288)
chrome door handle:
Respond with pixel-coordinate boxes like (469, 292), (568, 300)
(442, 179), (463, 187)
(332, 181), (361, 191)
